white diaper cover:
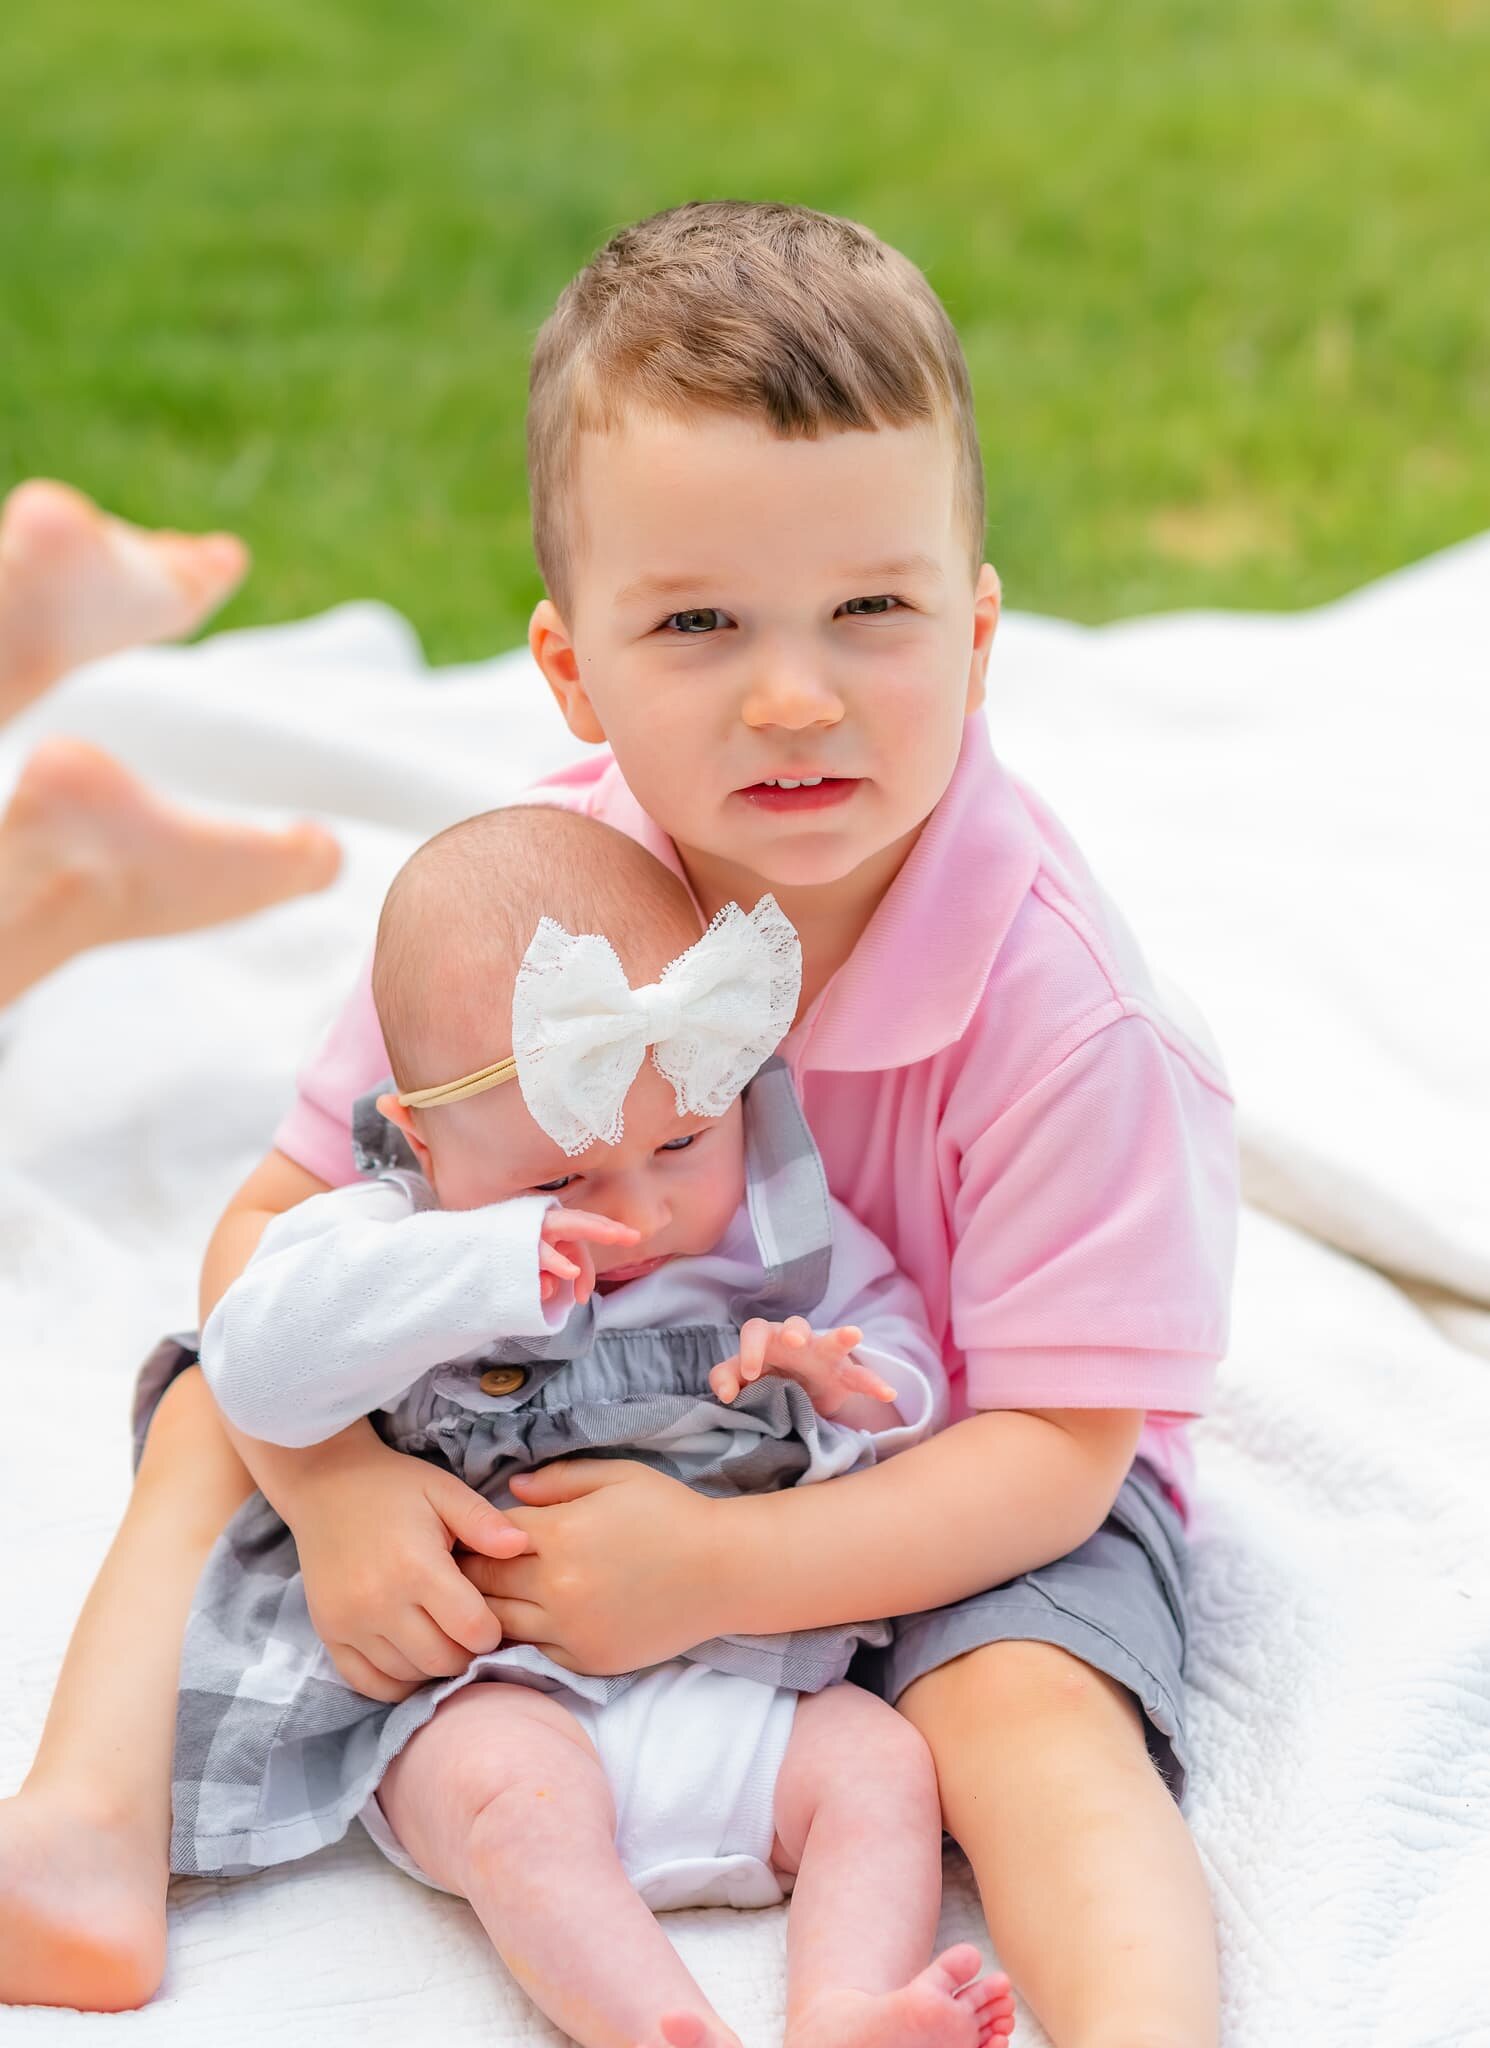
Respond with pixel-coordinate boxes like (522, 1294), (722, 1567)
(360, 1659), (798, 1912)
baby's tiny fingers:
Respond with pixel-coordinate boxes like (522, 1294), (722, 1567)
(711, 1359), (742, 1404)
(559, 1210), (643, 1244)
(832, 1325), (863, 1352)
(573, 1241), (597, 1304)
(844, 1361), (898, 1402)
(740, 1318), (770, 1381)
(782, 1316), (812, 1347)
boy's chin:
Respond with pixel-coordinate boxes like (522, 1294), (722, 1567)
(724, 837), (879, 892)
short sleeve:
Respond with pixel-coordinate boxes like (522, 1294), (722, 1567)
(951, 1011), (1239, 1413)
(271, 952), (389, 1188)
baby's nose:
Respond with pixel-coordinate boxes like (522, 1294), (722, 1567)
(610, 1184), (670, 1241)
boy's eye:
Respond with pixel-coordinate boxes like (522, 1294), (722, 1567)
(533, 1174), (579, 1193)
(663, 608), (728, 635)
(840, 594), (901, 616)
(658, 1134), (696, 1153)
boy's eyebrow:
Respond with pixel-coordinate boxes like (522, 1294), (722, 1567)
(613, 554), (943, 609)
(841, 553), (944, 585)
(613, 572), (718, 608)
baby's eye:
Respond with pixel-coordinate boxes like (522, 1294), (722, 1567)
(840, 594), (901, 617)
(533, 1174), (579, 1193)
(658, 1134), (696, 1153)
(663, 608), (728, 635)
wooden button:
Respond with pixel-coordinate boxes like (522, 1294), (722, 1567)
(479, 1365), (529, 1397)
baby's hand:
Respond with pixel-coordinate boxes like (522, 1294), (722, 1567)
(538, 1206), (640, 1305)
(710, 1316), (897, 1418)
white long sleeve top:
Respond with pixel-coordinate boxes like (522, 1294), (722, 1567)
(201, 1176), (949, 1456)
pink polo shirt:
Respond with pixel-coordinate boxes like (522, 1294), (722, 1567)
(275, 716), (1238, 1520)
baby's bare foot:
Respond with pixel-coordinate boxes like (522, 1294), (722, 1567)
(632, 2016), (728, 2048)
(637, 2014), (747, 2048)
(0, 737), (340, 1004)
(0, 478), (249, 720)
(786, 1945), (1016, 2048)
(0, 1784), (168, 2010)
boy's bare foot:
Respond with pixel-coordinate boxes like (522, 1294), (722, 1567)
(0, 1785), (167, 2010)
(786, 1946), (1016, 2048)
(0, 736), (340, 1005)
(0, 478), (249, 721)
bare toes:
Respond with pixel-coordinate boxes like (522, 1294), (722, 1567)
(657, 2016), (710, 2048)
(154, 529), (251, 609)
(928, 1943), (985, 1994)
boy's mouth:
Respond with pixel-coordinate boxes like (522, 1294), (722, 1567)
(736, 776), (860, 814)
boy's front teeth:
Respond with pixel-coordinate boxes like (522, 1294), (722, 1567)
(763, 777), (824, 788)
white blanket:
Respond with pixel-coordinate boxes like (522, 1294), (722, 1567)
(3, 537), (1488, 2046)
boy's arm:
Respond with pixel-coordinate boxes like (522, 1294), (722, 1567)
(483, 1405), (1141, 1672)
(714, 1404), (1143, 1633)
(473, 1018), (1231, 1670)
(699, 1192), (1140, 1625)
(201, 1184), (567, 1447)
(477, 1149), (1155, 1666)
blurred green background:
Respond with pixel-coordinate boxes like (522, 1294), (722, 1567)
(3, 0), (1486, 661)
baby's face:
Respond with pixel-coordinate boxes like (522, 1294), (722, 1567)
(532, 411), (1001, 894)
(405, 1058), (747, 1290)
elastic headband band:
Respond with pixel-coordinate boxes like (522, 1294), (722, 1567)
(397, 1056), (518, 1110)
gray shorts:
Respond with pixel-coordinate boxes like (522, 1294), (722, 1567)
(855, 1459), (1192, 1800)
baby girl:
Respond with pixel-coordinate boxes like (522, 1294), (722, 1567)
(145, 802), (1016, 2048)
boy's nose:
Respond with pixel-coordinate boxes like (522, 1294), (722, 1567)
(741, 658), (844, 732)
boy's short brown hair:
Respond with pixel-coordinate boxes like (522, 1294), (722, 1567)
(528, 200), (985, 618)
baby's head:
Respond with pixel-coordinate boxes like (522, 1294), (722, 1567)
(525, 200), (1002, 895)
(373, 806), (749, 1285)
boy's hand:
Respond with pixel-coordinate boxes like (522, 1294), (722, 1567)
(287, 1431), (530, 1702)
(538, 1206), (640, 1304)
(710, 1316), (896, 1418)
(459, 1460), (724, 1674)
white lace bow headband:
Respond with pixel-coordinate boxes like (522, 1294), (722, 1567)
(397, 895), (802, 1157)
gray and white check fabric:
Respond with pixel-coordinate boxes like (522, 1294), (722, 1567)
(135, 1060), (904, 1878)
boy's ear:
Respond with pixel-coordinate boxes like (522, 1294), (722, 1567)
(376, 1093), (434, 1174)
(529, 598), (607, 745)
(965, 563), (1002, 716)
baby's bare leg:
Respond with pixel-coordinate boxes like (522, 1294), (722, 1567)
(901, 1641), (1219, 2048)
(771, 1685), (1013, 2048)
(0, 1367), (255, 2010)
(378, 1683), (739, 2048)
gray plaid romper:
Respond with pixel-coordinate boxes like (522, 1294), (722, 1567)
(133, 1059), (946, 1880)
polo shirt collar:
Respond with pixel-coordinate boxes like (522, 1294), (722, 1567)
(593, 713), (1041, 1076)
(797, 715), (1040, 1072)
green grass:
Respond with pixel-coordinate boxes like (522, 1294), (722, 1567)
(3, 0), (1487, 659)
